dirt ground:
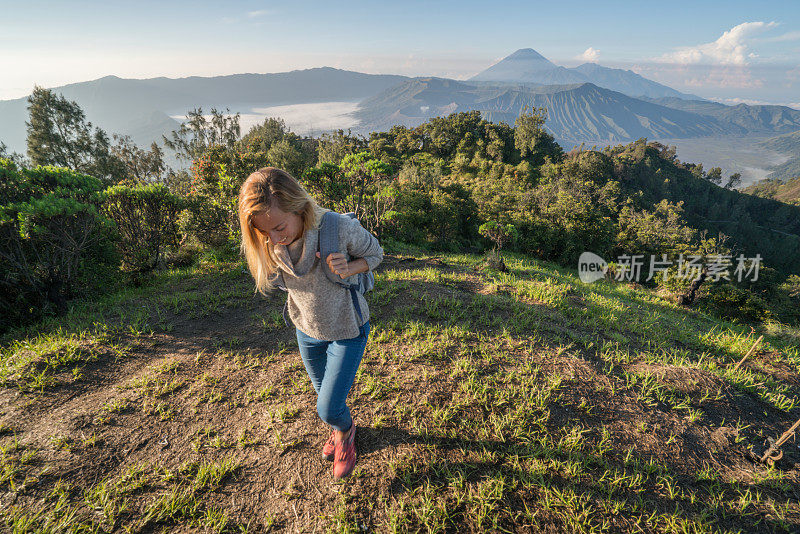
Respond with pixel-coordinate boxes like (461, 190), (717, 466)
(1, 254), (799, 532)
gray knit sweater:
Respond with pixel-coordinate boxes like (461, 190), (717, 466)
(272, 211), (384, 341)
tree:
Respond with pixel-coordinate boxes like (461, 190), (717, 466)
(111, 135), (167, 184)
(514, 106), (563, 165)
(25, 86), (122, 183)
(241, 117), (288, 153)
(317, 128), (368, 165)
(479, 220), (518, 253)
(266, 138), (306, 179)
(339, 151), (393, 222)
(478, 220), (518, 272)
(163, 107), (241, 164)
(706, 166), (723, 186)
(724, 172), (742, 190)
(0, 141), (28, 168)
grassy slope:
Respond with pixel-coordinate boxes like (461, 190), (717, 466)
(1, 243), (799, 533)
(743, 176), (800, 204)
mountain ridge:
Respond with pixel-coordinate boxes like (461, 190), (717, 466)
(469, 48), (701, 100)
(0, 68), (409, 154)
(354, 78), (748, 146)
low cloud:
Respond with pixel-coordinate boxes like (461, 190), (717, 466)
(657, 21), (778, 65)
(577, 47), (600, 63)
(715, 97), (772, 106)
(683, 66), (765, 88)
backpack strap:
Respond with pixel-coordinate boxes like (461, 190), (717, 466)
(318, 211), (365, 324)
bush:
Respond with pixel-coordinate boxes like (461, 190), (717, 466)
(178, 195), (230, 248)
(700, 282), (771, 323)
(0, 160), (118, 332)
(102, 183), (185, 273)
(382, 179), (476, 249)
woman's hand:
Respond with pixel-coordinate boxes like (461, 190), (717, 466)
(317, 252), (370, 279)
(317, 251), (352, 279)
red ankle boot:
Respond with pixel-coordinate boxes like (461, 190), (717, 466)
(333, 423), (356, 480)
(322, 430), (335, 461)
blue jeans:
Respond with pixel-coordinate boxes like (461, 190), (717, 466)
(295, 322), (370, 432)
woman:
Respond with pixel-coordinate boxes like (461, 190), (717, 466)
(238, 167), (384, 480)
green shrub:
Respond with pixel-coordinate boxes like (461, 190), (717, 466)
(178, 195), (230, 248)
(0, 159), (118, 332)
(381, 179), (476, 250)
(700, 282), (771, 323)
(102, 183), (185, 273)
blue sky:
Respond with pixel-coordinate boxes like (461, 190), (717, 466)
(2, 0), (799, 105)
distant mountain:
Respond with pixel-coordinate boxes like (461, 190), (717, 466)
(642, 97), (800, 134)
(470, 49), (588, 85)
(469, 48), (699, 100)
(571, 63), (701, 100)
(758, 130), (800, 154)
(755, 130), (800, 182)
(0, 68), (408, 154)
(354, 77), (741, 146)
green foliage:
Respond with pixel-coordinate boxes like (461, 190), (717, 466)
(561, 150), (613, 184)
(102, 183), (185, 274)
(706, 166), (723, 185)
(338, 152), (395, 236)
(615, 200), (697, 259)
(0, 142), (28, 168)
(241, 116), (317, 177)
(25, 86), (124, 185)
(301, 153), (396, 238)
(179, 196), (229, 249)
(163, 108), (241, 164)
(724, 172), (742, 190)
(382, 179), (477, 251)
(266, 138), (306, 179)
(743, 176), (800, 205)
(602, 139), (800, 274)
(478, 221), (518, 253)
(186, 143), (270, 246)
(317, 129), (368, 165)
(241, 117), (288, 151)
(514, 107), (564, 166)
(0, 160), (118, 333)
(530, 175), (617, 264)
(700, 282), (771, 322)
(110, 135), (167, 184)
(301, 163), (350, 213)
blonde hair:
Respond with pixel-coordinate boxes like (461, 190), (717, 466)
(238, 167), (328, 294)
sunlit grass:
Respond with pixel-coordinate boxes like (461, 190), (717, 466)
(1, 244), (798, 532)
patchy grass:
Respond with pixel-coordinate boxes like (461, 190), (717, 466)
(0, 245), (798, 532)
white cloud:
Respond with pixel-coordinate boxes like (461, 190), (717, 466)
(657, 21), (778, 65)
(577, 47), (600, 63)
(682, 66), (765, 88)
(714, 97), (772, 106)
(762, 30), (800, 43)
(247, 10), (270, 18)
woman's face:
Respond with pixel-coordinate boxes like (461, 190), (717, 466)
(251, 202), (303, 246)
